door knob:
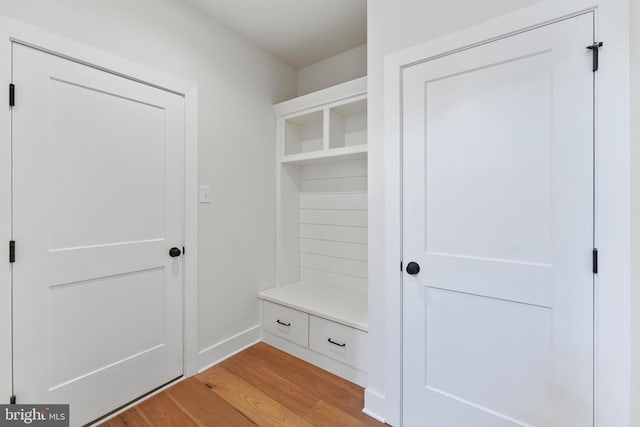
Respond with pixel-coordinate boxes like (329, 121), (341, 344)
(406, 262), (420, 275)
(169, 247), (182, 257)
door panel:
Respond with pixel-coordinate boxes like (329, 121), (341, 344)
(12, 44), (184, 426)
(425, 52), (553, 265)
(402, 14), (594, 427)
(425, 288), (552, 424)
(48, 77), (166, 249)
(48, 268), (166, 389)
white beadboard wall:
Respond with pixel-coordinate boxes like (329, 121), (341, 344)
(297, 159), (368, 295)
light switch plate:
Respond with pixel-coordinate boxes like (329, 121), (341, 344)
(199, 186), (211, 204)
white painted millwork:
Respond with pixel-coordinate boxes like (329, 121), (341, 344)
(281, 93), (367, 165)
(260, 77), (369, 387)
(262, 331), (368, 387)
(260, 297), (368, 387)
(309, 316), (368, 371)
(381, 2), (633, 426)
(259, 282), (367, 331)
(401, 13), (594, 427)
(263, 301), (309, 348)
(12, 43), (184, 425)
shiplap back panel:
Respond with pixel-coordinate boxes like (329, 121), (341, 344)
(299, 159), (367, 193)
(298, 159), (368, 295)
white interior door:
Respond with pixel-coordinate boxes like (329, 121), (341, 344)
(12, 43), (184, 426)
(402, 13), (594, 427)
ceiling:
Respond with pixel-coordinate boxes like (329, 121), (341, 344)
(181, 0), (367, 69)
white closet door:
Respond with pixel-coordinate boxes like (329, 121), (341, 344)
(402, 13), (594, 427)
(12, 44), (184, 425)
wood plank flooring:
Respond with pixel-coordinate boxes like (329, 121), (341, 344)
(100, 342), (386, 427)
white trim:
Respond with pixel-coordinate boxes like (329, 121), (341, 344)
(0, 15), (11, 406)
(383, 1), (630, 425)
(0, 13), (199, 406)
(183, 88), (199, 377)
(362, 408), (386, 424)
(274, 76), (367, 116)
(363, 388), (386, 423)
(197, 325), (262, 373)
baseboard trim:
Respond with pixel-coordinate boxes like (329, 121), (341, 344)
(363, 408), (386, 424)
(364, 388), (387, 424)
(197, 325), (262, 372)
(89, 376), (185, 425)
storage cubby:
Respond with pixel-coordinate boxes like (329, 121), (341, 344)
(281, 81), (367, 164)
(259, 77), (368, 386)
(329, 98), (367, 149)
(284, 110), (324, 156)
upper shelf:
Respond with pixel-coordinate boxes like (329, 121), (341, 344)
(276, 77), (367, 166)
(281, 144), (367, 165)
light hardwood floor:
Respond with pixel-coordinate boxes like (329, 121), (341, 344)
(100, 342), (386, 427)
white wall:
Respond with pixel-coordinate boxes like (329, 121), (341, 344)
(0, 0), (297, 369)
(366, 0), (554, 424)
(297, 44), (366, 96)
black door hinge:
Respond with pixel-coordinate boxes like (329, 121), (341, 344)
(586, 42), (603, 72)
(9, 241), (15, 263)
(400, 261), (403, 271)
(9, 83), (15, 107)
(592, 248), (598, 274)
(182, 246), (185, 255)
(9, 395), (16, 404)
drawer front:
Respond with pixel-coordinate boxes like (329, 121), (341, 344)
(309, 316), (367, 371)
(263, 301), (309, 347)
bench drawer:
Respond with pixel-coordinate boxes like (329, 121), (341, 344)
(263, 301), (309, 347)
(309, 315), (367, 370)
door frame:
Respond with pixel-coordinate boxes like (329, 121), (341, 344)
(380, 1), (631, 426)
(0, 15), (200, 405)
